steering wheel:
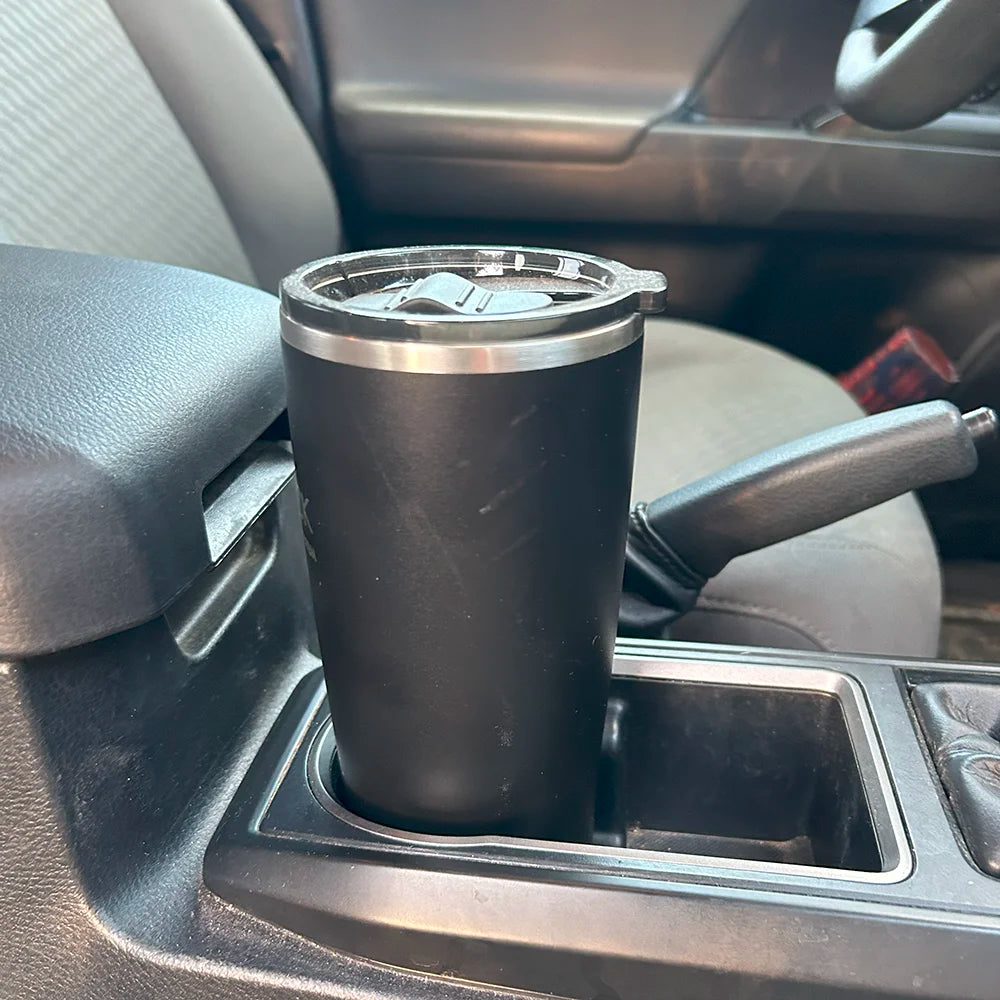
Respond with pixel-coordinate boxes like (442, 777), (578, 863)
(835, 0), (1000, 130)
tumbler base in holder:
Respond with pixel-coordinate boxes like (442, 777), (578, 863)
(308, 673), (886, 874)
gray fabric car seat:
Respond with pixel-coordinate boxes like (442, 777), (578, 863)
(0, 0), (941, 656)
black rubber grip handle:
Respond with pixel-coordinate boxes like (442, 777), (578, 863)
(644, 401), (994, 581)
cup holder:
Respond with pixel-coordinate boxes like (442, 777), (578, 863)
(594, 679), (881, 870)
(306, 660), (908, 881)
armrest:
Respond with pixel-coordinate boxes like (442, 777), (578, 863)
(0, 246), (284, 657)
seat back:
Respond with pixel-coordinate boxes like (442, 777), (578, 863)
(0, 0), (342, 290)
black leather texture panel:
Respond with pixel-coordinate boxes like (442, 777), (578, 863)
(0, 245), (284, 656)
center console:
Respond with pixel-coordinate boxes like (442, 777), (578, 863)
(205, 641), (1000, 999)
(4, 243), (1000, 1000)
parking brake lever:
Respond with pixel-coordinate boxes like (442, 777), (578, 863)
(620, 400), (998, 636)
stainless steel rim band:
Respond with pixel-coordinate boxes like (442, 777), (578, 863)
(280, 312), (643, 374)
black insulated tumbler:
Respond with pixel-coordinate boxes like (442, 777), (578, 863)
(280, 246), (666, 841)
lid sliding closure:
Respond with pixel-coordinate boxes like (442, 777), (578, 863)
(370, 272), (554, 317)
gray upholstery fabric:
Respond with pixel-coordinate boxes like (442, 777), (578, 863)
(106, 0), (342, 292)
(0, 0), (941, 656)
(635, 319), (942, 656)
(0, 0), (255, 284)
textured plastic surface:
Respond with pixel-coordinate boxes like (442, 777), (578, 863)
(0, 483), (508, 1000)
(206, 645), (1000, 999)
(5, 517), (1000, 1000)
(0, 245), (285, 656)
(597, 678), (882, 871)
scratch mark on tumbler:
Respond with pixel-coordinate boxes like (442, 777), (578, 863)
(491, 526), (541, 561)
(478, 461), (548, 515)
(509, 403), (538, 428)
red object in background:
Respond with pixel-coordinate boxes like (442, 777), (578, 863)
(839, 326), (959, 414)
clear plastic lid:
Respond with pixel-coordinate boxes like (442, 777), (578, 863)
(280, 246), (667, 374)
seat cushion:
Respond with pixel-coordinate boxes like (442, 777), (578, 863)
(634, 318), (941, 656)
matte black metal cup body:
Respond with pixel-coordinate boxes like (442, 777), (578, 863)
(280, 247), (667, 842)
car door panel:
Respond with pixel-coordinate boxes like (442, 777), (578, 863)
(316, 0), (753, 164)
(316, 0), (1000, 237)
